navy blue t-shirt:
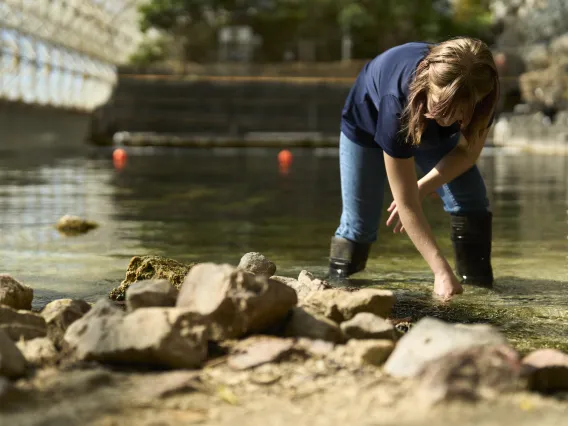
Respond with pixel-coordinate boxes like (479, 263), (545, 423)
(340, 42), (462, 158)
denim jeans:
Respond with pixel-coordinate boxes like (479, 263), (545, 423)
(335, 132), (490, 244)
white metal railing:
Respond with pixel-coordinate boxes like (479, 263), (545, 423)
(0, 0), (143, 111)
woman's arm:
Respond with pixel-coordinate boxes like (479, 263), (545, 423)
(384, 154), (454, 276)
(417, 128), (489, 197)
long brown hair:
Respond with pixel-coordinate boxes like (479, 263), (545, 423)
(401, 37), (500, 146)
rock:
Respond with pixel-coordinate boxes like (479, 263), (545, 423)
(0, 274), (33, 310)
(55, 215), (99, 236)
(522, 349), (568, 393)
(340, 313), (397, 341)
(0, 329), (26, 379)
(301, 288), (395, 323)
(273, 270), (331, 301)
(134, 371), (204, 401)
(125, 279), (178, 311)
(110, 255), (196, 301)
(41, 299), (91, 347)
(0, 305), (47, 341)
(384, 317), (508, 378)
(283, 307), (345, 343)
(64, 299), (208, 369)
(16, 337), (58, 366)
(346, 339), (395, 366)
(295, 338), (336, 357)
(415, 345), (523, 407)
(237, 252), (277, 277)
(176, 263), (297, 340)
(0, 376), (26, 405)
(519, 65), (568, 111)
(228, 336), (295, 370)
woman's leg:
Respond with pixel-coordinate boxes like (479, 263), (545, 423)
(330, 132), (387, 278)
(414, 135), (494, 286)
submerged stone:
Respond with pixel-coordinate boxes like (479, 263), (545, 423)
(109, 255), (196, 301)
(55, 215), (99, 236)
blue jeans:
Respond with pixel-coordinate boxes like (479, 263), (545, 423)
(335, 132), (490, 244)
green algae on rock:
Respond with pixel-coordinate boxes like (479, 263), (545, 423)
(109, 255), (196, 301)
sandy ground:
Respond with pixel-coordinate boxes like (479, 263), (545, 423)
(2, 353), (566, 426)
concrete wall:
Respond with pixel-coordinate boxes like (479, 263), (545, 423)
(89, 75), (353, 144)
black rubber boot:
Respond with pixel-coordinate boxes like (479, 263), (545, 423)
(328, 236), (371, 280)
(450, 213), (494, 287)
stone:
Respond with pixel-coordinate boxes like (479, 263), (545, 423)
(340, 313), (397, 341)
(16, 337), (58, 366)
(0, 305), (47, 341)
(109, 255), (196, 301)
(295, 338), (335, 357)
(522, 349), (568, 393)
(415, 345), (523, 407)
(0, 376), (26, 405)
(301, 288), (395, 323)
(55, 215), (99, 236)
(346, 339), (395, 366)
(0, 274), (33, 310)
(125, 279), (178, 311)
(283, 307), (345, 343)
(228, 336), (295, 370)
(237, 252), (277, 277)
(384, 317), (508, 378)
(273, 270), (332, 301)
(0, 329), (26, 379)
(64, 299), (208, 369)
(41, 299), (91, 347)
(134, 371), (204, 400)
(176, 263), (297, 340)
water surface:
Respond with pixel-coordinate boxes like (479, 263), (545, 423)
(0, 142), (566, 353)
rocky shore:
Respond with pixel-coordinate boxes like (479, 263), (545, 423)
(1, 253), (567, 425)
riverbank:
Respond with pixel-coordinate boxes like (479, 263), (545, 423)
(1, 254), (567, 425)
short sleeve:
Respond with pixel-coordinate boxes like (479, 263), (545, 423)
(374, 95), (413, 158)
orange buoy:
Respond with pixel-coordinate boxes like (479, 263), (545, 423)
(278, 149), (293, 166)
(113, 148), (127, 169)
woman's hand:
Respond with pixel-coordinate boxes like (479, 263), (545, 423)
(434, 269), (464, 300)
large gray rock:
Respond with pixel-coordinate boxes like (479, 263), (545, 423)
(16, 337), (58, 366)
(340, 313), (397, 341)
(0, 275), (33, 310)
(284, 307), (345, 343)
(64, 299), (208, 369)
(522, 349), (568, 393)
(41, 299), (91, 347)
(125, 279), (178, 311)
(0, 305), (47, 341)
(237, 252), (277, 277)
(415, 345), (522, 406)
(0, 329), (26, 379)
(301, 289), (395, 323)
(384, 317), (508, 378)
(176, 263), (297, 340)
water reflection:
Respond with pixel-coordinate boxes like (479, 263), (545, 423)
(0, 143), (566, 351)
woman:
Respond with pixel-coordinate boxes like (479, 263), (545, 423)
(328, 37), (500, 300)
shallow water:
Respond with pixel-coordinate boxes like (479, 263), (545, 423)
(0, 142), (566, 353)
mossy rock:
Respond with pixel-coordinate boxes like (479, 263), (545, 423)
(109, 255), (197, 301)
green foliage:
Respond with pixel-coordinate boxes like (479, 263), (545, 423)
(131, 0), (495, 65)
